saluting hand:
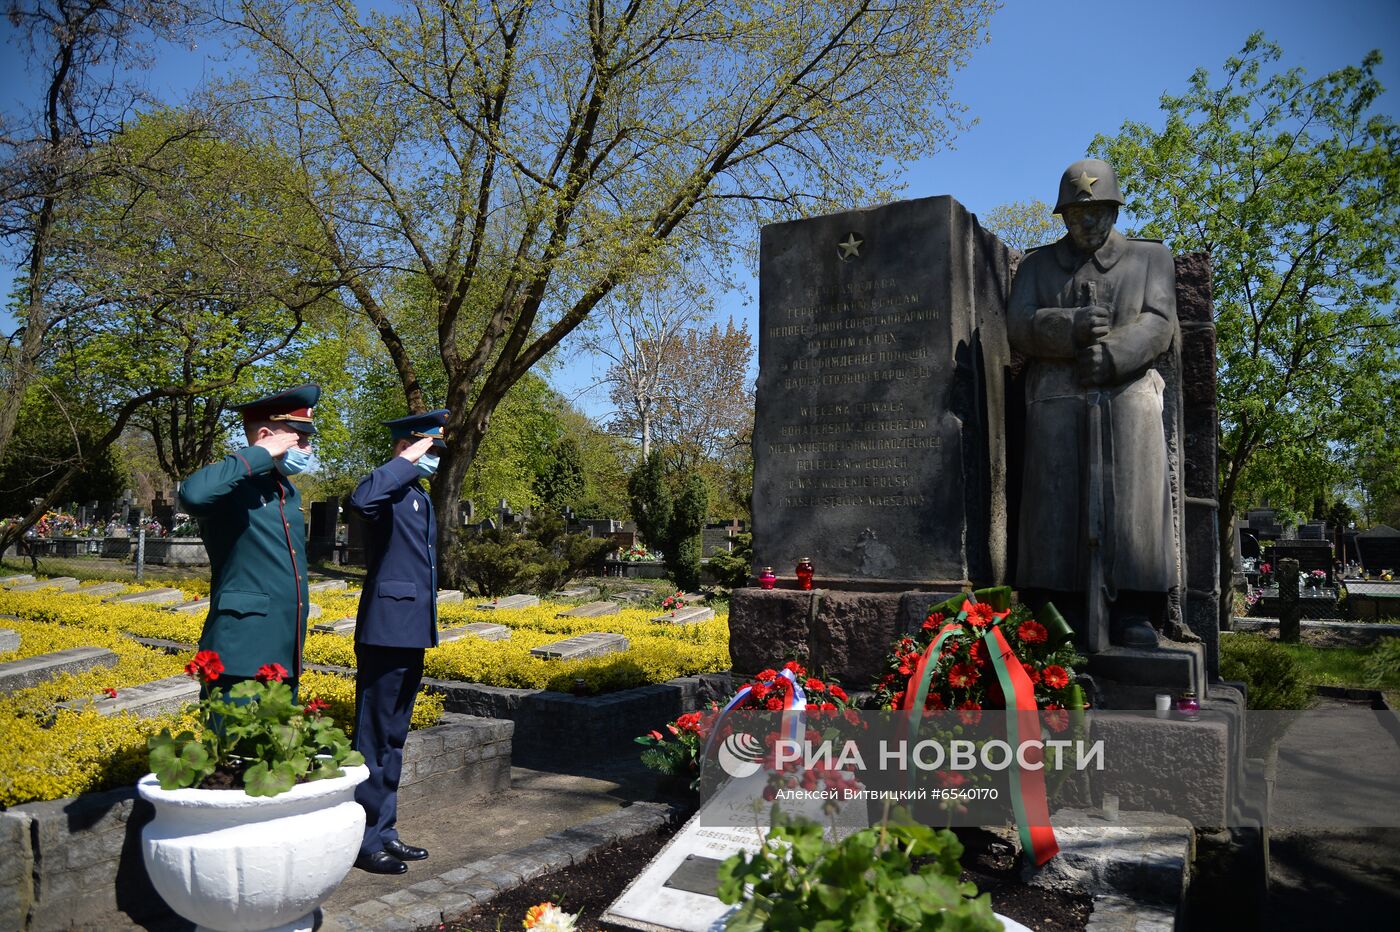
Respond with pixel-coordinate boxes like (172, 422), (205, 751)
(254, 430), (303, 458)
(397, 437), (436, 463)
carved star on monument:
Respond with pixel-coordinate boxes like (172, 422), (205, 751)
(837, 232), (863, 259)
(1071, 170), (1098, 194)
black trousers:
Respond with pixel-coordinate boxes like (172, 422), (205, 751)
(352, 644), (425, 857)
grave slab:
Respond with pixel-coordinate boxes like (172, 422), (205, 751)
(0, 574), (35, 587)
(554, 585), (600, 600)
(476, 594), (540, 610)
(57, 674), (199, 718)
(440, 623), (510, 643)
(307, 578), (349, 593)
(307, 602), (323, 619)
(0, 628), (18, 654)
(11, 577), (79, 592)
(313, 617), (357, 635)
(0, 647), (117, 694)
(76, 582), (126, 597)
(558, 601), (620, 619)
(436, 589), (464, 605)
(530, 632), (628, 661)
(651, 606), (715, 625)
(106, 587), (183, 605)
(169, 597), (210, 614)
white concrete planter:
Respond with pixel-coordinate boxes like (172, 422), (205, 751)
(137, 765), (369, 932)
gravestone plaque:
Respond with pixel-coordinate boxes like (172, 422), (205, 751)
(1357, 526), (1400, 574)
(752, 196), (1010, 587)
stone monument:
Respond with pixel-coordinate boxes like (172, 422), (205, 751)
(733, 195), (1012, 685)
(752, 195), (1010, 587)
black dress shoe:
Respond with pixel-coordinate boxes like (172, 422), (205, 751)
(355, 851), (407, 874)
(384, 839), (429, 861)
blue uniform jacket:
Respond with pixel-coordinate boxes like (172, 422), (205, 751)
(178, 445), (310, 678)
(348, 456), (439, 648)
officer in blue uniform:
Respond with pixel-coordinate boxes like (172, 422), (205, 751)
(348, 409), (447, 874)
(178, 384), (319, 694)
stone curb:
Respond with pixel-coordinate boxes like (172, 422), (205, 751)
(1085, 893), (1177, 931)
(320, 801), (682, 931)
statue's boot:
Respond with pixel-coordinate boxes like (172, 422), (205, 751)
(1112, 614), (1159, 648)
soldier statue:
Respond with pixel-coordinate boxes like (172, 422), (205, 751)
(1008, 158), (1176, 652)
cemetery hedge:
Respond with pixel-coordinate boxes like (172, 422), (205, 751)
(0, 617), (440, 807)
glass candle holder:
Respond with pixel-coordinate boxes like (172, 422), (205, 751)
(795, 557), (815, 591)
(1176, 690), (1201, 720)
(757, 567), (777, 590)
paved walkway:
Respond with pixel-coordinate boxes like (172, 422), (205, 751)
(1264, 696), (1400, 928)
(323, 760), (659, 911)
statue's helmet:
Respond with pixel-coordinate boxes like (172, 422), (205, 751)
(1053, 158), (1124, 214)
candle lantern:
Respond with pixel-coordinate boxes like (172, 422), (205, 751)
(757, 567), (777, 590)
(1175, 690), (1200, 720)
(795, 557), (815, 590)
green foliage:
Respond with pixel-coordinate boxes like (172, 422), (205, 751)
(1364, 637), (1400, 689)
(981, 198), (1060, 252)
(1219, 634), (1313, 710)
(629, 452), (709, 591)
(451, 510), (611, 596)
(717, 807), (998, 932)
(708, 532), (754, 590)
(534, 436), (586, 514)
(0, 380), (126, 514)
(1092, 34), (1399, 553)
(148, 675), (362, 797)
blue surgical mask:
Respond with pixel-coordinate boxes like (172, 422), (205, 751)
(276, 446), (313, 476)
(414, 453), (440, 478)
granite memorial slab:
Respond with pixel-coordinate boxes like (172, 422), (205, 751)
(11, 577), (80, 592)
(557, 601), (620, 618)
(751, 195), (1011, 588)
(436, 589), (464, 605)
(439, 622), (510, 643)
(57, 674), (200, 718)
(476, 594), (540, 610)
(0, 574), (35, 587)
(106, 587), (183, 605)
(554, 585), (601, 600)
(651, 606), (715, 625)
(312, 617), (356, 635)
(306, 579), (348, 593)
(0, 629), (18, 654)
(0, 647), (118, 694)
(76, 582), (126, 597)
(530, 632), (628, 661)
(306, 602), (322, 619)
(169, 598), (210, 614)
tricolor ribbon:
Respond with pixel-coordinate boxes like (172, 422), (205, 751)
(702, 667), (807, 766)
(898, 589), (1071, 866)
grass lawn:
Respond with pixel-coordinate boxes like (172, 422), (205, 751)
(1274, 641), (1400, 691)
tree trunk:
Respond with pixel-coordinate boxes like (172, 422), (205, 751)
(1217, 478), (1239, 632)
(0, 197), (57, 461)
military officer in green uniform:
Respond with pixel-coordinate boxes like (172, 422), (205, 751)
(178, 384), (319, 692)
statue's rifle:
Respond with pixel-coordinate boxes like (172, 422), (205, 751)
(1084, 280), (1110, 652)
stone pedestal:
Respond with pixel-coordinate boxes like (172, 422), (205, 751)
(1086, 642), (1208, 709)
(728, 587), (959, 685)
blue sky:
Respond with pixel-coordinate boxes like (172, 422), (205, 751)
(3, 0), (1397, 421)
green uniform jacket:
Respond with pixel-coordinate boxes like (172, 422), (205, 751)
(178, 445), (310, 679)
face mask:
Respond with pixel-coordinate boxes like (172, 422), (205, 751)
(414, 453), (440, 478)
(276, 446), (313, 476)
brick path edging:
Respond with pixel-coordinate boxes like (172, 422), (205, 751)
(321, 801), (683, 931)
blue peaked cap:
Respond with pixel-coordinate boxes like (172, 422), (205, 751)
(383, 409), (450, 450)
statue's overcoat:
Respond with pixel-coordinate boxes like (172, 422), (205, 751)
(1008, 229), (1176, 595)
